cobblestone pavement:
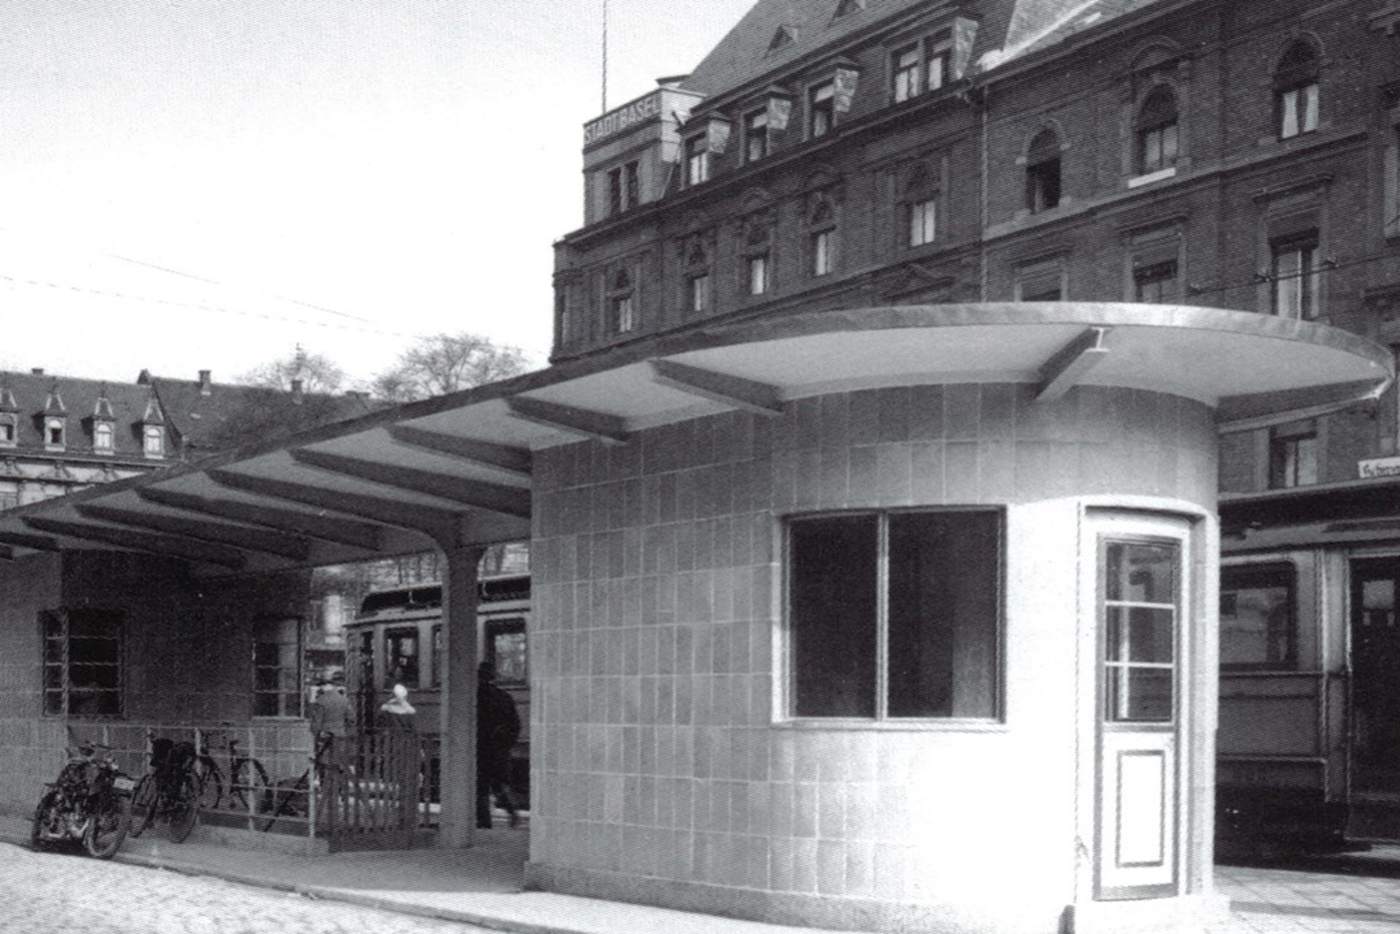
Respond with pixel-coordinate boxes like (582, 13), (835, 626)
(0, 843), (491, 934)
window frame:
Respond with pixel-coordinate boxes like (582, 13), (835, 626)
(1134, 86), (1180, 176)
(253, 615), (303, 719)
(607, 268), (637, 333)
(45, 417), (65, 449)
(781, 507), (1005, 725)
(1220, 562), (1298, 671)
(808, 80), (836, 139)
(0, 414), (14, 447)
(1269, 419), (1319, 489)
(606, 160), (640, 216)
(143, 425), (164, 457)
(383, 625), (421, 689)
(889, 33), (951, 103)
(747, 252), (770, 296)
(908, 197), (938, 248)
(744, 109), (770, 163)
(1133, 259), (1179, 303)
(42, 608), (124, 719)
(1270, 231), (1320, 319)
(684, 135), (710, 186)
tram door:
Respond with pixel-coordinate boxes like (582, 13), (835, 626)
(1090, 513), (1189, 900)
(1349, 558), (1400, 796)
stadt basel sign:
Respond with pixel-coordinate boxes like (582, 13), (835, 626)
(584, 92), (663, 145)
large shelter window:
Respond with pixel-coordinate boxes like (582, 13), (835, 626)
(42, 609), (123, 717)
(786, 510), (1001, 720)
(1220, 564), (1297, 670)
(253, 616), (302, 718)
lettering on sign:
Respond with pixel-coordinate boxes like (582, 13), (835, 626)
(1359, 456), (1400, 479)
(585, 93), (662, 145)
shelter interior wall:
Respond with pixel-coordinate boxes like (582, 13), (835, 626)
(0, 550), (312, 816)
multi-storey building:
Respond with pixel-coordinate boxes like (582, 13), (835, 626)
(552, 0), (1400, 851)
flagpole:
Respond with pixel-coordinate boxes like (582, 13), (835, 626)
(601, 0), (609, 111)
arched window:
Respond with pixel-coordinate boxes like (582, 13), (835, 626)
(808, 197), (837, 276)
(1274, 40), (1320, 140)
(93, 422), (114, 452)
(1025, 129), (1062, 213)
(1136, 86), (1179, 175)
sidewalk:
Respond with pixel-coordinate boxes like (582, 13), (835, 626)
(5, 813), (1400, 934)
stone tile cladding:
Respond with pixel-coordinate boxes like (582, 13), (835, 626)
(528, 382), (1217, 905)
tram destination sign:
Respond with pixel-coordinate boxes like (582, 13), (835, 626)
(1359, 455), (1400, 478)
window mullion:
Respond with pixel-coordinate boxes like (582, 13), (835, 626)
(876, 513), (890, 721)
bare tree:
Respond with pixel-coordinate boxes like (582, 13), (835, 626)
(239, 345), (346, 394)
(372, 332), (532, 403)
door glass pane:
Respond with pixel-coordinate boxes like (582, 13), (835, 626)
(1104, 540), (1178, 724)
(1105, 542), (1176, 603)
(789, 515), (878, 717)
(887, 511), (999, 718)
(1106, 607), (1174, 663)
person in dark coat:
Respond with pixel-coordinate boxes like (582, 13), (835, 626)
(476, 661), (521, 828)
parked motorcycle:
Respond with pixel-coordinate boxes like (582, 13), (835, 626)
(30, 741), (136, 859)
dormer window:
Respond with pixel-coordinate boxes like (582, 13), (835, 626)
(745, 109), (770, 162)
(143, 425), (165, 458)
(93, 422), (114, 453)
(891, 33), (952, 103)
(0, 415), (15, 447)
(684, 135), (710, 186)
(45, 418), (65, 449)
(809, 81), (836, 138)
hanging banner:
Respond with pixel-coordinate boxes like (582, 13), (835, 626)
(767, 96), (793, 131)
(706, 118), (732, 154)
(833, 67), (861, 113)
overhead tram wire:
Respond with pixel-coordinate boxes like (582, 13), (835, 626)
(1186, 248), (1400, 300)
(0, 271), (434, 342)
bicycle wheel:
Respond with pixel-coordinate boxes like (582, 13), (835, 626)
(196, 757), (224, 811)
(83, 792), (132, 859)
(231, 758), (271, 815)
(167, 773), (200, 843)
(128, 775), (158, 838)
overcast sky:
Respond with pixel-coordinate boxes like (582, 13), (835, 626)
(0, 1), (754, 388)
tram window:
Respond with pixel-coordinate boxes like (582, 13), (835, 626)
(486, 619), (528, 686)
(385, 628), (420, 688)
(1220, 564), (1296, 669)
(786, 510), (1001, 720)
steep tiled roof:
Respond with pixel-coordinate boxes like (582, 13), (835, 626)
(679, 0), (1168, 101)
(682, 0), (940, 99)
(143, 374), (375, 453)
(0, 371), (162, 459)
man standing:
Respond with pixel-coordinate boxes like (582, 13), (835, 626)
(476, 661), (521, 828)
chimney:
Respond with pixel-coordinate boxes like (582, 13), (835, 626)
(291, 378), (304, 405)
(198, 370), (212, 395)
(30, 368), (43, 376)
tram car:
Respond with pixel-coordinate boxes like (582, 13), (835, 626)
(344, 573), (531, 805)
(1219, 485), (1400, 852)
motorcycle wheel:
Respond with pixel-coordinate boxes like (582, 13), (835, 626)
(128, 775), (157, 838)
(82, 792), (132, 859)
(29, 790), (60, 850)
(167, 773), (200, 843)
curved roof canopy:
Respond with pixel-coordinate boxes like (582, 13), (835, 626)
(0, 304), (1387, 575)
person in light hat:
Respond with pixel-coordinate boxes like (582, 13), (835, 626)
(377, 682), (417, 733)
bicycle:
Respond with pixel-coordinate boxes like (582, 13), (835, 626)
(258, 733), (334, 832)
(191, 727), (271, 815)
(129, 733), (201, 843)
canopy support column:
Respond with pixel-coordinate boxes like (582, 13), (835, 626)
(438, 542), (487, 848)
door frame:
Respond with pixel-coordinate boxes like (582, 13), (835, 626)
(1087, 509), (1194, 902)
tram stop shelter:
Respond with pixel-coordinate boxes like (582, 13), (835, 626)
(0, 304), (1389, 934)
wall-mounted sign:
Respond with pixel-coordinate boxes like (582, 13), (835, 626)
(1359, 456), (1400, 478)
(585, 92), (662, 146)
